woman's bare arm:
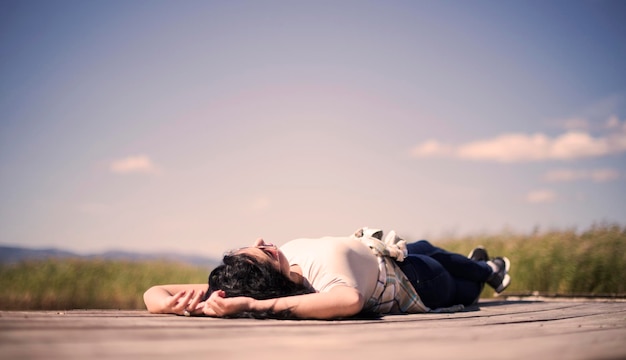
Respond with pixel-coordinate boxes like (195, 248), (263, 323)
(205, 285), (365, 319)
(143, 284), (208, 314)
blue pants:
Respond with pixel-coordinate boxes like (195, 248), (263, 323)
(396, 240), (493, 308)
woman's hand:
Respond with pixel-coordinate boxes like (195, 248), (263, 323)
(143, 284), (208, 315)
(162, 289), (205, 316)
(203, 290), (254, 317)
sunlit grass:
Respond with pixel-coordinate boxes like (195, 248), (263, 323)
(1, 223), (624, 310)
(0, 259), (210, 310)
(438, 222), (626, 298)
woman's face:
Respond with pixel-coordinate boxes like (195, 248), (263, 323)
(234, 238), (291, 277)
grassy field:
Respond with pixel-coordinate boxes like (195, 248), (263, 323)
(438, 222), (626, 298)
(0, 259), (210, 310)
(1, 223), (624, 310)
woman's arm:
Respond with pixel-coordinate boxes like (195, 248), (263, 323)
(143, 284), (208, 315)
(205, 285), (365, 319)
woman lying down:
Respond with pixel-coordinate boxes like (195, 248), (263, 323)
(144, 228), (511, 319)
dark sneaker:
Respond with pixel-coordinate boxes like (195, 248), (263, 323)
(468, 246), (489, 262)
(486, 257), (511, 293)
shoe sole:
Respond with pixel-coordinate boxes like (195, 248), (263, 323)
(502, 256), (511, 272)
(495, 274), (511, 293)
(495, 257), (511, 293)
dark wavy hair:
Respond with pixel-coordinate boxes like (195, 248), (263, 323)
(203, 253), (312, 318)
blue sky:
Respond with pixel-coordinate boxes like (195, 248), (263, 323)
(1, 0), (625, 257)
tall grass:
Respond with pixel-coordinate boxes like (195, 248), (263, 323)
(438, 223), (626, 297)
(1, 223), (624, 310)
(0, 259), (210, 310)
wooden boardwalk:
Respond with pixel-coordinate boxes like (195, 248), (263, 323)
(1, 299), (625, 360)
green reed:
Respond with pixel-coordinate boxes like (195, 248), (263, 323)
(437, 223), (626, 298)
(0, 259), (210, 310)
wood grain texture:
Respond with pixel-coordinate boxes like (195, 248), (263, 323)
(1, 299), (625, 360)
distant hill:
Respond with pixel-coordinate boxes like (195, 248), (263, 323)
(0, 245), (220, 268)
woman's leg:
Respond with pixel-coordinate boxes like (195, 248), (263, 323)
(406, 240), (492, 282)
(397, 254), (456, 309)
(452, 278), (484, 306)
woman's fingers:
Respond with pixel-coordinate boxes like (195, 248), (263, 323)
(202, 300), (217, 316)
(180, 289), (194, 305)
(166, 290), (186, 308)
(173, 290), (195, 314)
(205, 291), (251, 317)
(188, 289), (205, 313)
(206, 290), (227, 316)
(162, 289), (208, 315)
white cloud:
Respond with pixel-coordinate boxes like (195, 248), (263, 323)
(543, 168), (620, 183)
(551, 131), (611, 159)
(525, 189), (557, 204)
(109, 155), (160, 174)
(411, 118), (626, 162)
(411, 140), (453, 157)
(456, 133), (550, 162)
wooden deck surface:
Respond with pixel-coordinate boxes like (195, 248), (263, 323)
(1, 299), (625, 360)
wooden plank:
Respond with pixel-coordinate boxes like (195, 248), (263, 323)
(1, 300), (625, 360)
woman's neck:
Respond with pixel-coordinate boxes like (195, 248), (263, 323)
(289, 264), (303, 285)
